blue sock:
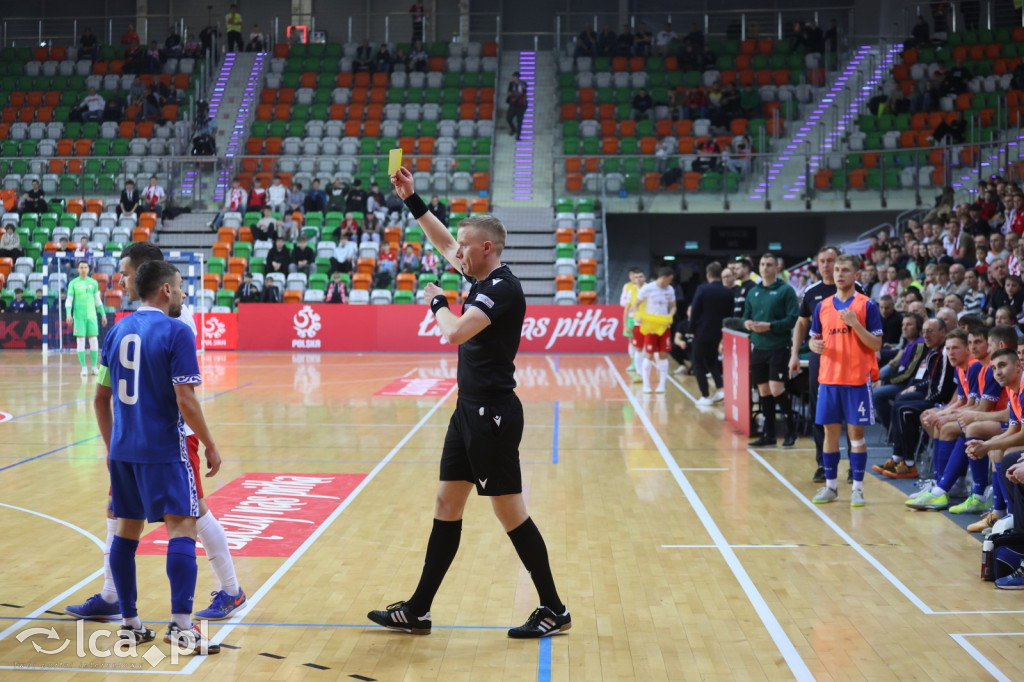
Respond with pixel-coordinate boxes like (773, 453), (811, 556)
(993, 462), (1008, 513)
(969, 454), (990, 496)
(849, 450), (867, 482)
(823, 451), (840, 483)
(166, 537), (198, 617)
(109, 535), (139, 619)
(932, 438), (954, 482)
(937, 438), (968, 492)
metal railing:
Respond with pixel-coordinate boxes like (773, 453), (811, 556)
(2, 14), (219, 49)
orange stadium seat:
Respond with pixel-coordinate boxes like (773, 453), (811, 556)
(224, 273), (243, 291)
(203, 273), (221, 291)
(555, 274), (575, 291)
(139, 213), (158, 230)
(578, 291), (598, 304)
(450, 198), (468, 213)
(396, 273), (416, 291)
(352, 273), (372, 290)
(132, 228), (151, 242)
(212, 242), (231, 260)
(104, 290), (123, 310)
(356, 257), (376, 275)
(578, 258), (597, 276)
(283, 290), (302, 304)
(577, 227), (595, 243)
(217, 227), (236, 245)
(473, 173), (489, 191)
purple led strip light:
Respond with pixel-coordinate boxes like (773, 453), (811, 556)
(512, 52), (537, 200)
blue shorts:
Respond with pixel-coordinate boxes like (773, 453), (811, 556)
(816, 383), (875, 426)
(109, 459), (199, 523)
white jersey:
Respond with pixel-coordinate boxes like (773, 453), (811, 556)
(636, 282), (675, 317)
(178, 304), (197, 438)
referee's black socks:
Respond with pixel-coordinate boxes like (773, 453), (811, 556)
(507, 517), (565, 614)
(760, 394), (776, 439)
(777, 392), (795, 433)
(406, 518), (462, 616)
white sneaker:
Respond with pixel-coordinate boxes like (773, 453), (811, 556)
(655, 383), (665, 393)
(642, 383), (653, 393)
(711, 389), (725, 403)
(672, 365), (687, 375)
(696, 396), (713, 406)
(80, 366), (89, 377)
(90, 366), (99, 376)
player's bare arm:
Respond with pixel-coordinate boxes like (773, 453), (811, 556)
(423, 281), (490, 345)
(174, 383), (221, 477)
(94, 383), (113, 450)
(838, 307), (882, 352)
(391, 167), (459, 267)
(967, 423), (1023, 458)
(789, 316), (810, 376)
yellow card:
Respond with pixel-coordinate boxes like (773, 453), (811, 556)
(388, 148), (403, 175)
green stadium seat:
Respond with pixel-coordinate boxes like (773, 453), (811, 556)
(250, 257), (267, 274)
(556, 243), (574, 259)
(309, 273), (328, 291)
(394, 290), (414, 304)
(578, 274), (596, 291)
(207, 257), (226, 275)
(216, 289), (235, 308)
(441, 272), (461, 290)
(404, 226), (423, 243)
(233, 242), (253, 259)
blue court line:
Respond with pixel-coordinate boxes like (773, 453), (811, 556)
(5, 398), (91, 422)
(0, 435), (101, 473)
(201, 381), (255, 402)
(552, 401), (560, 464)
(0, 616), (506, 630)
(537, 636), (552, 682)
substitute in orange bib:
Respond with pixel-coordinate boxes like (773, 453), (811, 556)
(809, 254), (883, 507)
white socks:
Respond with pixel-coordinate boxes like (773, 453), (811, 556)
(627, 345), (636, 365)
(655, 358), (668, 388)
(852, 480), (864, 492)
(196, 511), (239, 596)
(639, 357), (651, 387)
(101, 517), (118, 603)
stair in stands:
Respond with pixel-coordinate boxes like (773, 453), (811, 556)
(209, 51), (265, 203)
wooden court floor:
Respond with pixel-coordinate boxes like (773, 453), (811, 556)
(0, 350), (1022, 681)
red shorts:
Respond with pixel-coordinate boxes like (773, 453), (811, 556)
(107, 434), (204, 500)
(644, 330), (671, 354)
(630, 325), (644, 349)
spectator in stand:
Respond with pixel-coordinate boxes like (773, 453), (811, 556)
(77, 87), (105, 122)
(333, 212), (359, 242)
(0, 224), (23, 261)
(143, 40), (163, 74)
(253, 206), (281, 242)
(943, 218), (975, 264)
(266, 237), (290, 275)
(366, 182), (387, 221)
(506, 72), (528, 140)
(963, 268), (986, 315)
(234, 272), (261, 304)
(879, 294), (905, 360)
(137, 85), (164, 122)
(247, 176), (266, 212)
(354, 39), (374, 72)
(246, 24), (265, 52)
(420, 243), (439, 276)
(164, 24), (182, 59)
(824, 18), (839, 54)
(182, 33), (201, 58)
(427, 195), (448, 226)
(287, 182), (305, 215)
(409, 0), (426, 42)
(615, 24), (634, 57)
(391, 46), (408, 70)
(289, 235), (315, 276)
(409, 41), (429, 72)
(19, 179), (47, 214)
(103, 90), (125, 122)
(30, 289), (44, 314)
(633, 23), (653, 57)
(200, 25), (219, 58)
(678, 44), (699, 71)
(121, 23), (139, 46)
(692, 138), (719, 173)
(385, 187), (405, 223)
(375, 43), (393, 73)
(267, 176), (288, 214)
(985, 258), (1010, 323)
(654, 137), (672, 173)
(399, 243), (420, 273)
(683, 87), (707, 120)
(907, 16), (930, 48)
(79, 27), (99, 61)
(128, 77), (146, 108)
(361, 213), (382, 243)
(9, 288), (28, 314)
(123, 38), (144, 74)
(117, 180), (140, 221)
(140, 176), (165, 222)
(325, 272), (348, 303)
(346, 179), (368, 213)
(226, 4), (244, 53)
(948, 263), (969, 298)
(684, 23), (704, 51)
(304, 179), (327, 214)
(377, 240), (398, 277)
(261, 275), (282, 302)
(575, 24), (597, 58)
(209, 178), (248, 229)
(654, 23), (678, 56)
(739, 84), (761, 117)
(630, 88), (654, 121)
(330, 234), (357, 274)
(597, 26), (617, 57)
(326, 177), (347, 213)
(700, 44), (717, 70)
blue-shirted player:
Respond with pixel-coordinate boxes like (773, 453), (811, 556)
(94, 260), (222, 654)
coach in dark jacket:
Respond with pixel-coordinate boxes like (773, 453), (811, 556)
(689, 261), (738, 404)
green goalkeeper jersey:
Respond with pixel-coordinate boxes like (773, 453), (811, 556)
(68, 275), (99, 317)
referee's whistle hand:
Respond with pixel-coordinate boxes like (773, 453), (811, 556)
(391, 167), (414, 199)
(424, 282), (443, 300)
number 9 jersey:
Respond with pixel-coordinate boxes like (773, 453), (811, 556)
(98, 306), (202, 463)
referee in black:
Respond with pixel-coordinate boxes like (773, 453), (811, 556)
(368, 168), (569, 639)
(788, 245), (862, 481)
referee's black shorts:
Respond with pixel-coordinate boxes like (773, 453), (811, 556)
(750, 347), (790, 385)
(440, 393), (524, 496)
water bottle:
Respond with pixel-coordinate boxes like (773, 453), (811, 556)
(981, 539), (994, 581)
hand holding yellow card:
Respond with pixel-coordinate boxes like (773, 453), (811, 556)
(388, 148), (403, 175)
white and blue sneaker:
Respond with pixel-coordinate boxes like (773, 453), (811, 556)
(996, 565), (1024, 590)
(64, 594), (121, 621)
(195, 589), (247, 620)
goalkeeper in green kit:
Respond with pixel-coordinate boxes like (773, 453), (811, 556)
(66, 260), (107, 377)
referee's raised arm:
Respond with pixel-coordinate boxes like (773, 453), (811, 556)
(392, 168), (459, 268)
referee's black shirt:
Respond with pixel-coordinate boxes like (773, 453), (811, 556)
(458, 264), (525, 399)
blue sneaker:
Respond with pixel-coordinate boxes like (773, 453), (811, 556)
(996, 566), (1024, 590)
(195, 589), (246, 620)
(64, 594), (121, 621)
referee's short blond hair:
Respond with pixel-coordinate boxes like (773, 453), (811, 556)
(458, 214), (506, 254)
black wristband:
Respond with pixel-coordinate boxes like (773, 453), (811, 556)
(404, 193), (429, 219)
(430, 294), (449, 315)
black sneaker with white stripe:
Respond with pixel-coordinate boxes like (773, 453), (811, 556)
(508, 606), (571, 639)
(118, 625), (156, 646)
(367, 601), (432, 635)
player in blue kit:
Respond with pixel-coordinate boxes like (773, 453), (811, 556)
(95, 260), (223, 654)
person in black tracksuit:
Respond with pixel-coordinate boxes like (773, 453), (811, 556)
(688, 262), (738, 403)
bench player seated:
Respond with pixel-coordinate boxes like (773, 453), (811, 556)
(907, 326), (1012, 510)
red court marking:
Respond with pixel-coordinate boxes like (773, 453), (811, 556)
(0, 411), (11, 423)
(375, 377), (457, 397)
(137, 473), (366, 557)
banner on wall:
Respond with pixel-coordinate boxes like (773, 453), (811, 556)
(722, 328), (751, 436)
(0, 313), (44, 349)
(237, 304), (623, 352)
(114, 310), (239, 350)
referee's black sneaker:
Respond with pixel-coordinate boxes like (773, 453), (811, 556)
(749, 435), (776, 447)
(508, 606), (572, 639)
(367, 601), (432, 635)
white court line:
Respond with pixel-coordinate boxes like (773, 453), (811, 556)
(950, 634), (1014, 682)
(604, 357), (814, 681)
(0, 503), (104, 552)
(0, 569), (103, 642)
(631, 467), (728, 471)
(0, 665), (174, 675)
(180, 383), (459, 676)
(662, 544), (801, 549)
(666, 374), (700, 405)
